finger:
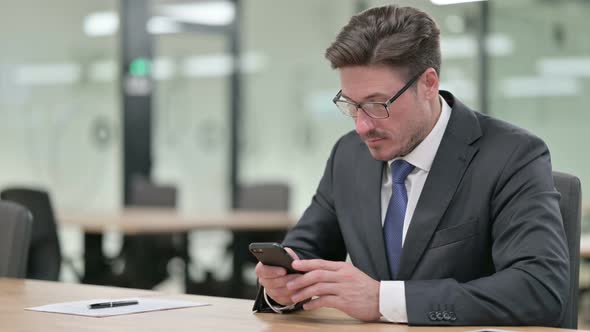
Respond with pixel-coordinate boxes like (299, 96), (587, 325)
(302, 295), (341, 311)
(265, 288), (295, 306)
(291, 282), (340, 303)
(256, 262), (288, 279)
(259, 274), (300, 289)
(291, 259), (343, 272)
(286, 269), (340, 291)
(266, 286), (294, 298)
(266, 295), (294, 307)
(284, 247), (300, 261)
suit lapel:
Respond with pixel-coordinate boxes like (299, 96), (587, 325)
(396, 93), (482, 280)
(355, 142), (391, 280)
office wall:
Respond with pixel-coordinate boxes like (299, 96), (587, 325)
(152, 32), (229, 213)
(0, 0), (120, 212)
(489, 0), (590, 199)
(240, 0), (355, 214)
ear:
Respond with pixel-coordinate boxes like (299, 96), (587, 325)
(420, 67), (439, 101)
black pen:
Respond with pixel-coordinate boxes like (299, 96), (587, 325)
(88, 300), (139, 309)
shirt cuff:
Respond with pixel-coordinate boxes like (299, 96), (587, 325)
(263, 288), (296, 313)
(379, 281), (408, 323)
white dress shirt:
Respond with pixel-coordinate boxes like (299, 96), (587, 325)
(379, 95), (452, 323)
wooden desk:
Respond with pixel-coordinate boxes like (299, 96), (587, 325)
(0, 278), (584, 332)
(59, 208), (297, 234)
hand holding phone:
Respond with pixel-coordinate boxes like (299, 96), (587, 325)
(251, 242), (301, 309)
(249, 242), (301, 311)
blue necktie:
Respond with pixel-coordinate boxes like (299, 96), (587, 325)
(383, 159), (415, 279)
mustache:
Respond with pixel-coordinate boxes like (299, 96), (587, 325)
(361, 130), (388, 141)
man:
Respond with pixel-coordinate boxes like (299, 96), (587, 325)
(253, 5), (569, 326)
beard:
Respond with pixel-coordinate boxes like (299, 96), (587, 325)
(362, 123), (429, 161)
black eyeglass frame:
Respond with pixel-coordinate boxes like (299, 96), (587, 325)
(332, 70), (425, 119)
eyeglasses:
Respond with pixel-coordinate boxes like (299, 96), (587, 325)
(332, 70), (424, 119)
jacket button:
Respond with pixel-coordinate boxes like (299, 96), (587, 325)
(428, 311), (437, 321)
(442, 311), (451, 321)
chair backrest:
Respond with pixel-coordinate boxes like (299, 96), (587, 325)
(0, 201), (33, 278)
(130, 175), (177, 207)
(122, 176), (179, 289)
(236, 183), (289, 211)
(232, 182), (291, 273)
(553, 171), (582, 329)
(0, 188), (61, 281)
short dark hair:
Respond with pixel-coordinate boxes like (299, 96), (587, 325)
(325, 5), (441, 79)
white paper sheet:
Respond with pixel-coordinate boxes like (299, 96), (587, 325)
(26, 297), (209, 317)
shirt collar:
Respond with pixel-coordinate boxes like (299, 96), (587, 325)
(388, 95), (452, 172)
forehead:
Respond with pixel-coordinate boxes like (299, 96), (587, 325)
(339, 65), (407, 100)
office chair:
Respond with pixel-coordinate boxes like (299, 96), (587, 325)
(118, 175), (185, 289)
(0, 188), (64, 281)
(0, 201), (33, 278)
(553, 171), (582, 329)
(230, 182), (290, 297)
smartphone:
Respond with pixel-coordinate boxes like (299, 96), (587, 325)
(249, 242), (296, 273)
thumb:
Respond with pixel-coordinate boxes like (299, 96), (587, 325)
(284, 247), (300, 261)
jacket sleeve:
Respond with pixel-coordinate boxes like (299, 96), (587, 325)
(405, 134), (570, 326)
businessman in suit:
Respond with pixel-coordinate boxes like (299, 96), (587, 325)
(253, 5), (569, 326)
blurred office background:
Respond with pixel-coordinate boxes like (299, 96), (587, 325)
(0, 0), (589, 321)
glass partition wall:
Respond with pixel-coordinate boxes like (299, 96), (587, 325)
(489, 0), (590, 204)
(0, 0), (121, 281)
(151, 9), (231, 284)
(0, 0), (121, 212)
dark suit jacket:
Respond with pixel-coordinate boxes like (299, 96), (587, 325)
(254, 91), (569, 326)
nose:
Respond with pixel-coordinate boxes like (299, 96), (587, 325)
(354, 109), (376, 136)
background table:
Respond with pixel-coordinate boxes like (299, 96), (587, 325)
(59, 208), (296, 296)
(59, 207), (296, 234)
